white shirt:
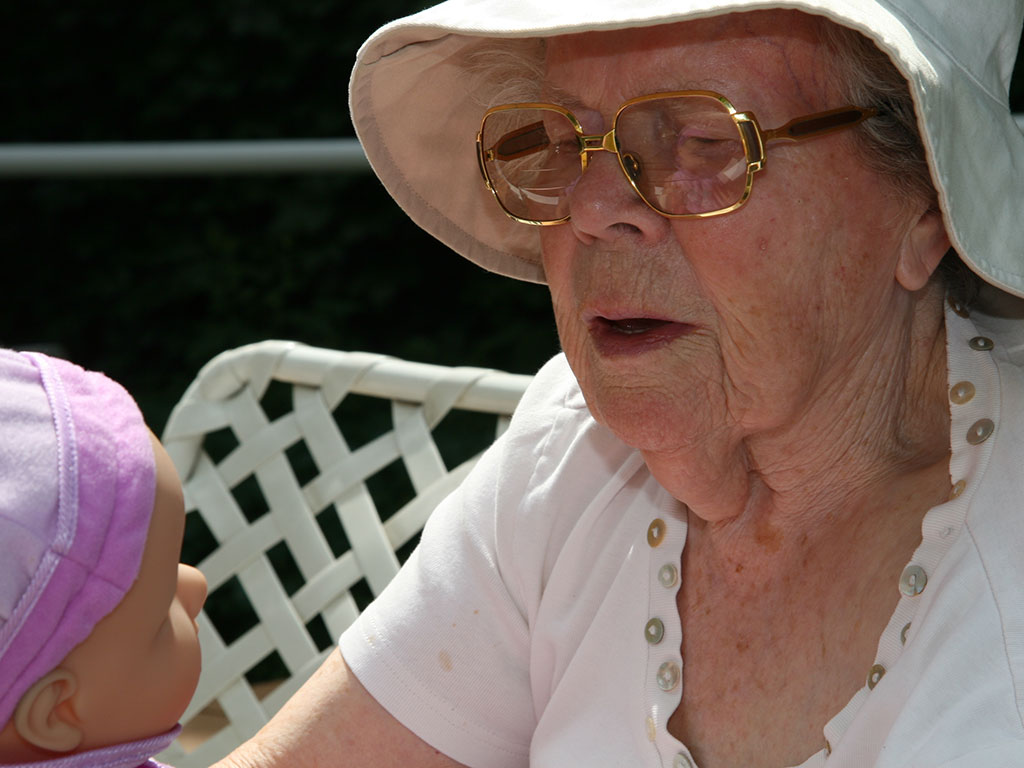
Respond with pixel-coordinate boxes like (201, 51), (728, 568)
(340, 296), (1024, 767)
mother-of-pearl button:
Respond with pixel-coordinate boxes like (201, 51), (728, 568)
(645, 618), (665, 644)
(948, 297), (969, 317)
(674, 753), (696, 768)
(647, 519), (666, 547)
(867, 664), (886, 689)
(657, 661), (681, 691)
(949, 381), (975, 404)
(950, 479), (966, 499)
(969, 336), (994, 351)
(899, 564), (928, 596)
(967, 419), (995, 445)
(658, 563), (679, 588)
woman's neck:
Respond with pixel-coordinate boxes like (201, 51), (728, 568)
(643, 281), (951, 542)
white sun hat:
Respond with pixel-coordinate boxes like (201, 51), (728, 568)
(349, 0), (1024, 296)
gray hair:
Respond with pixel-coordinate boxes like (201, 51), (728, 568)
(465, 38), (546, 108)
(820, 21), (979, 304)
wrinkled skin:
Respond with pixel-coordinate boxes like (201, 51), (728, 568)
(538, 12), (951, 525)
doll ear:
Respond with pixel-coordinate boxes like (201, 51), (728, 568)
(12, 669), (83, 753)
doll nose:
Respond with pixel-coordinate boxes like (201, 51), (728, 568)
(178, 563), (208, 619)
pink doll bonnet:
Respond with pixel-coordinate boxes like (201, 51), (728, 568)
(0, 350), (156, 726)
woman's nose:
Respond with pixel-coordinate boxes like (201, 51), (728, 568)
(567, 148), (669, 241)
(178, 563), (208, 619)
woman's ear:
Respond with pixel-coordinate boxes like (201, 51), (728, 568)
(12, 669), (83, 753)
(896, 207), (951, 291)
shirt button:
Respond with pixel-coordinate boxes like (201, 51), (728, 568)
(900, 622), (911, 645)
(949, 479), (966, 499)
(645, 618), (665, 644)
(673, 753), (696, 768)
(645, 715), (657, 742)
(949, 381), (975, 404)
(656, 661), (681, 691)
(899, 564), (928, 596)
(867, 663), (886, 689)
(647, 518), (666, 547)
(967, 418), (995, 445)
(947, 296), (969, 317)
(658, 563), (679, 588)
(969, 336), (994, 351)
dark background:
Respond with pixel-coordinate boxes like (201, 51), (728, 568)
(0, 0), (559, 437)
(1, 2), (1023, 435)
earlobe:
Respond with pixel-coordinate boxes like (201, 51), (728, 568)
(895, 207), (951, 291)
(13, 669), (83, 753)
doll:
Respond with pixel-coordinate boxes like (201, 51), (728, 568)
(0, 350), (207, 767)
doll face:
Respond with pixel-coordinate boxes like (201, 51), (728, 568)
(59, 434), (207, 749)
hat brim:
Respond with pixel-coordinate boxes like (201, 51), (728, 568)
(350, 0), (1024, 296)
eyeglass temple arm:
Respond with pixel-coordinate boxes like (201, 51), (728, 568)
(486, 121), (551, 161)
(761, 106), (878, 143)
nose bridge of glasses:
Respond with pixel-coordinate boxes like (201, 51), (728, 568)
(580, 129), (617, 153)
(578, 129), (619, 172)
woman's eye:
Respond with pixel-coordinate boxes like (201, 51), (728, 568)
(673, 135), (739, 175)
(678, 135), (721, 152)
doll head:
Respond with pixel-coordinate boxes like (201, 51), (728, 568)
(0, 350), (206, 760)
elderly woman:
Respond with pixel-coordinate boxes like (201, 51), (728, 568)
(217, 0), (1024, 767)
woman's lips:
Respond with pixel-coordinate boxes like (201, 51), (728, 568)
(588, 315), (695, 355)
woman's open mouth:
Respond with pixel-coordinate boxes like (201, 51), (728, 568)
(588, 315), (694, 356)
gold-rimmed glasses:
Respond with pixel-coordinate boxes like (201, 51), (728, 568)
(476, 90), (877, 225)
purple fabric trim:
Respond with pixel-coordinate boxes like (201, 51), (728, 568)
(27, 353), (79, 565)
(0, 725), (181, 768)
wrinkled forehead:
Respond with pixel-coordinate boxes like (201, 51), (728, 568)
(541, 9), (840, 110)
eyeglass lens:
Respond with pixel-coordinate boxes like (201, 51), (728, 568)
(480, 94), (752, 222)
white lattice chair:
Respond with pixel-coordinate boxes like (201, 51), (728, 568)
(155, 340), (533, 767)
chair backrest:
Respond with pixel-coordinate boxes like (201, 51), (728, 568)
(155, 340), (533, 767)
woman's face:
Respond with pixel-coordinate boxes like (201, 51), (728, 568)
(539, 11), (939, 489)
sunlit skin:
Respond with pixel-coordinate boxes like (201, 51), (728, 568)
(540, 13), (950, 523)
(0, 433), (207, 761)
(538, 11), (953, 768)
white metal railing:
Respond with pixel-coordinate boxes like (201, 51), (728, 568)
(1, 117), (1022, 176)
(0, 138), (369, 176)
